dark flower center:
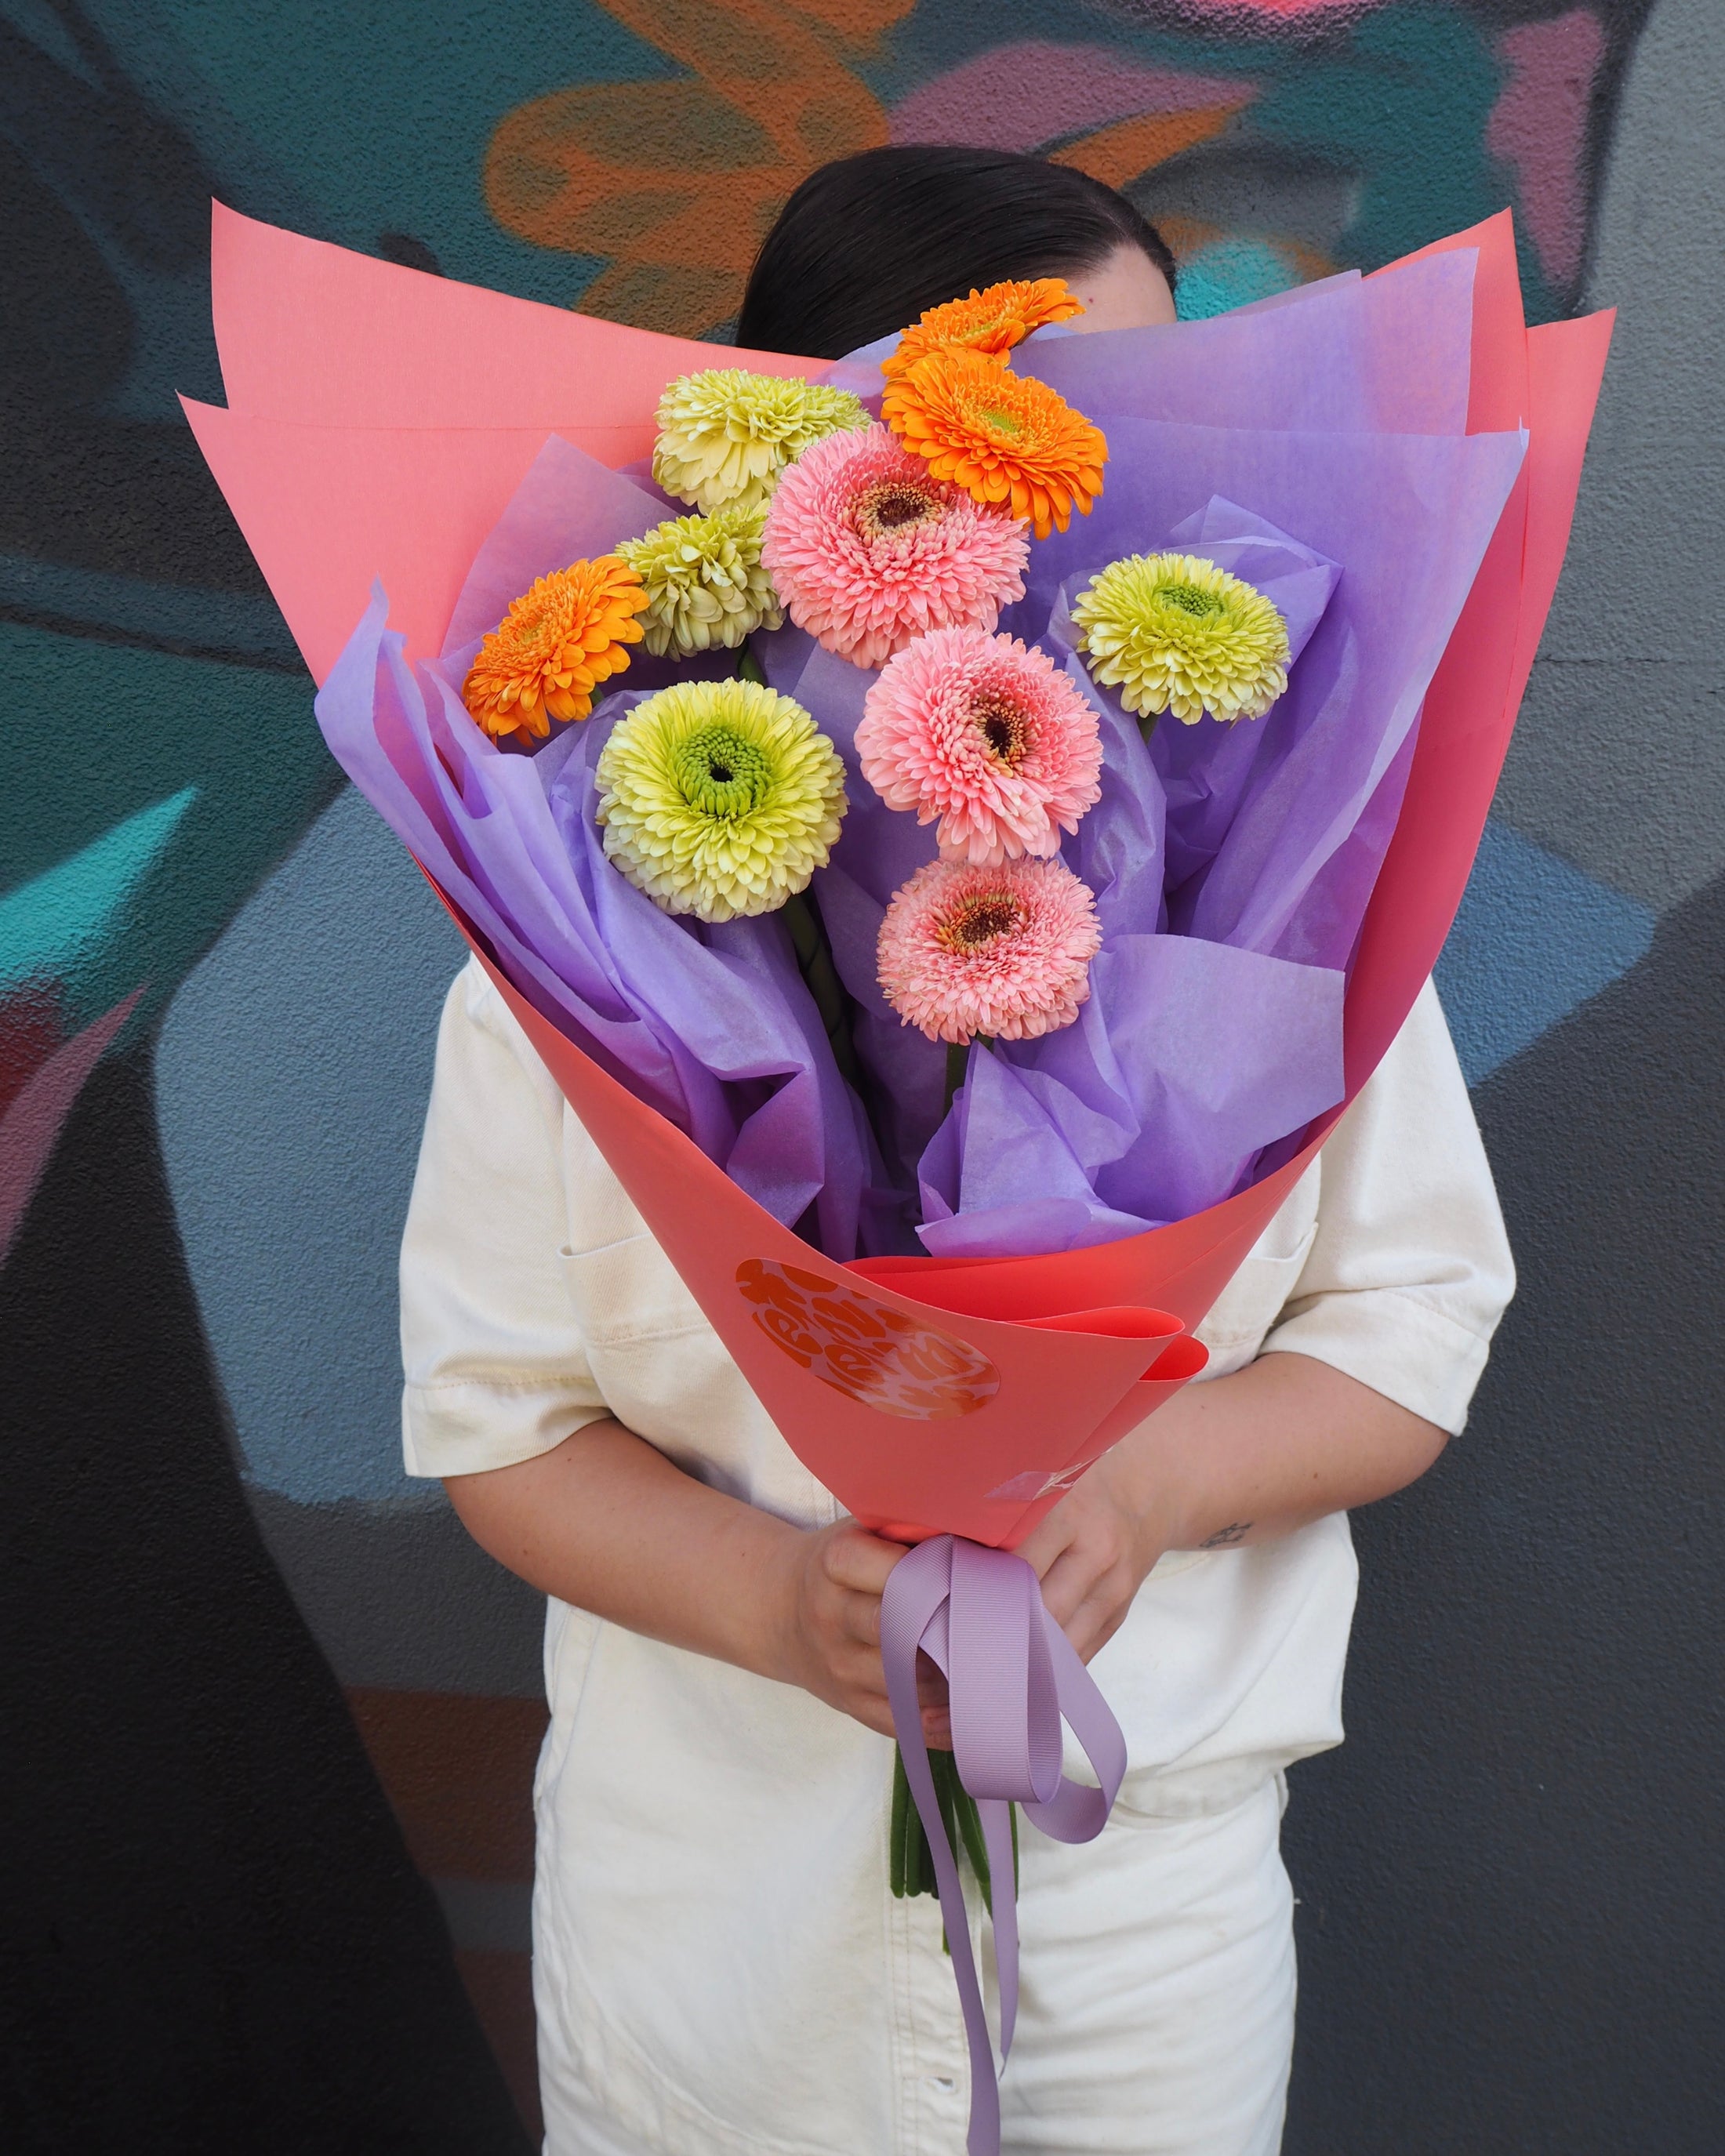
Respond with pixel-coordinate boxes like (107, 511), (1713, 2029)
(854, 478), (945, 543)
(970, 689), (1031, 767)
(939, 891), (1026, 953)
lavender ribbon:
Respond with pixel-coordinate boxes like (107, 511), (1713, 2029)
(881, 1537), (1128, 2156)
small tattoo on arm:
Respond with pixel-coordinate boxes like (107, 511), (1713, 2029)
(1200, 1522), (1253, 1548)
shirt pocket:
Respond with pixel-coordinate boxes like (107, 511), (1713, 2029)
(534, 1598), (604, 1809)
(557, 1232), (708, 1348)
(1194, 1171), (1321, 1371)
(555, 1239), (771, 1481)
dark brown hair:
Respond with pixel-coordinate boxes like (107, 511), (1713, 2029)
(736, 145), (1176, 359)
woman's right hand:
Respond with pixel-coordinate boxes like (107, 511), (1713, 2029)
(768, 1521), (951, 1748)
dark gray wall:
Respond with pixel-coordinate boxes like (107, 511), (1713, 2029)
(1286, 13), (1725, 2144)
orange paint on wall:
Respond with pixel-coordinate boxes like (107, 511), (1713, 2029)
(485, 0), (916, 334)
(346, 1686), (547, 1882)
(1050, 103), (1251, 191)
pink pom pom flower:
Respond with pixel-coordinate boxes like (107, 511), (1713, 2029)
(856, 626), (1103, 866)
(877, 856), (1102, 1044)
(761, 423), (1028, 671)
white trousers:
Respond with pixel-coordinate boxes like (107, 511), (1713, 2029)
(543, 1775), (1294, 2156)
(1001, 1774), (1295, 2156)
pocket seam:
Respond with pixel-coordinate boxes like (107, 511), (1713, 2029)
(1242, 1220), (1319, 1272)
(557, 1240), (713, 1349)
(558, 1235), (652, 1265)
(583, 1319), (715, 1350)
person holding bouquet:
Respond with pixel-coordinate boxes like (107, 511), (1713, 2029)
(398, 150), (1515, 2156)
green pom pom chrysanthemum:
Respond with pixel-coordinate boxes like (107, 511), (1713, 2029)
(596, 679), (848, 923)
(652, 369), (869, 514)
(616, 503), (783, 658)
(1071, 552), (1291, 725)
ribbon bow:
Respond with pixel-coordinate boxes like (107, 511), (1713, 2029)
(880, 1534), (1128, 2156)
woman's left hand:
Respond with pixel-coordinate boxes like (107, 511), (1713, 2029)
(1011, 1352), (1451, 1663)
(1012, 1443), (1176, 1663)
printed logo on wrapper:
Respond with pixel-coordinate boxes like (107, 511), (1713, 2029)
(735, 1258), (1000, 1420)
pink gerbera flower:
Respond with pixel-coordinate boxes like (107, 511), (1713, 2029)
(856, 626), (1103, 866)
(877, 857), (1102, 1044)
(761, 423), (1028, 671)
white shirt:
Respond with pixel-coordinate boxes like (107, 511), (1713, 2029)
(399, 958), (1513, 2151)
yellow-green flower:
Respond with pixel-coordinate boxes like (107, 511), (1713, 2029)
(596, 678), (847, 922)
(652, 369), (868, 514)
(616, 503), (783, 657)
(1071, 552), (1291, 725)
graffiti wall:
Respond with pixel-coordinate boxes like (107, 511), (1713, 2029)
(4, 1), (1720, 2149)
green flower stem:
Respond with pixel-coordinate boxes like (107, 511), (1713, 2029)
(891, 1746), (926, 1900)
(732, 634), (866, 1098)
(942, 1034), (994, 1121)
(890, 1744), (1013, 1924)
(781, 888), (861, 1090)
(943, 1040), (968, 1120)
(727, 640), (899, 1189)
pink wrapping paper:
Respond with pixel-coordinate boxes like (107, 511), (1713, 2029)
(187, 206), (1610, 1548)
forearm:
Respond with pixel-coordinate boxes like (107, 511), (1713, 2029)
(445, 1417), (801, 1682)
(445, 1417), (931, 1741)
(445, 1354), (1447, 1714)
(1019, 1348), (1449, 1660)
(1117, 1349), (1447, 1551)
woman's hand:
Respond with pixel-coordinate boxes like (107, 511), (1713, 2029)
(1013, 1352), (1451, 1664)
(767, 1521), (952, 1748)
(448, 1357), (1445, 1720)
(1014, 1443), (1175, 1662)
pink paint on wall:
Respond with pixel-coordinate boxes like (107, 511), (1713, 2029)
(889, 41), (1248, 154)
(1487, 9), (1607, 294)
(1090, 0), (1383, 22)
(0, 989), (142, 1264)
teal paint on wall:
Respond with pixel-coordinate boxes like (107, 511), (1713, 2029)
(77, 0), (678, 312)
(1435, 817), (1657, 1086)
(1175, 235), (1302, 318)
(0, 787), (197, 1007)
(0, 624), (340, 1029)
(1253, 7), (1530, 302)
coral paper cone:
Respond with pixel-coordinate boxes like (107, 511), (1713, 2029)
(187, 207), (1609, 1547)
(444, 889), (1199, 1548)
(189, 204), (833, 682)
(208, 201), (826, 430)
(180, 408), (562, 684)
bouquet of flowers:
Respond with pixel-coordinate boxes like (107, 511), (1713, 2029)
(187, 205), (1607, 2156)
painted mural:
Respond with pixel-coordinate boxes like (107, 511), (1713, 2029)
(5, 1), (1721, 2149)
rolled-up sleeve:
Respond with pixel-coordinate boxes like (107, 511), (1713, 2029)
(399, 957), (611, 1478)
(1258, 978), (1515, 1434)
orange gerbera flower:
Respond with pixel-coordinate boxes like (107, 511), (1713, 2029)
(463, 556), (649, 745)
(882, 278), (1084, 379)
(882, 349), (1108, 540)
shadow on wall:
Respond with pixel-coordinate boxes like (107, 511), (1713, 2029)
(0, 1046), (535, 2153)
(1285, 857), (1725, 2156)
